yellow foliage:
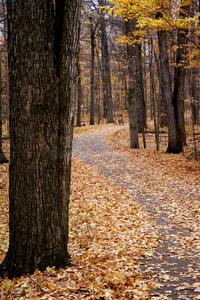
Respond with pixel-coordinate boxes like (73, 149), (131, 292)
(110, 0), (200, 68)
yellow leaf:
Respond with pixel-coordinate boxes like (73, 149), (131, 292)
(49, 283), (56, 292)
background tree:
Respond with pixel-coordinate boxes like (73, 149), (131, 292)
(74, 0), (199, 153)
(110, 0), (199, 153)
(126, 19), (139, 149)
(156, 10), (183, 153)
(90, 16), (96, 125)
(98, 0), (114, 123)
(0, 0), (80, 278)
(173, 1), (190, 146)
(76, 42), (82, 127)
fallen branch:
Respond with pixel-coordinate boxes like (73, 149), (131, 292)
(146, 130), (166, 134)
(28, 274), (50, 294)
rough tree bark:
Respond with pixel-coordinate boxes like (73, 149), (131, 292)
(126, 20), (139, 149)
(173, 30), (187, 146)
(173, 2), (190, 146)
(149, 38), (160, 151)
(131, 18), (146, 133)
(98, 0), (113, 123)
(188, 69), (199, 125)
(135, 43), (146, 132)
(157, 19), (183, 153)
(0, 0), (80, 278)
(0, 56), (8, 164)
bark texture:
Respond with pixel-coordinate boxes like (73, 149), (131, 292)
(77, 43), (82, 127)
(90, 17), (95, 125)
(124, 19), (146, 133)
(0, 0), (80, 278)
(134, 35), (146, 133)
(98, 0), (113, 123)
(173, 3), (190, 146)
(173, 33), (187, 146)
(126, 20), (139, 149)
(157, 27), (182, 153)
(0, 56), (8, 164)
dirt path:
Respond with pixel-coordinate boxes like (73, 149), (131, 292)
(73, 126), (200, 300)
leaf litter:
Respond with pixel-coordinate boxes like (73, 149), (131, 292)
(0, 124), (200, 299)
(104, 126), (200, 299)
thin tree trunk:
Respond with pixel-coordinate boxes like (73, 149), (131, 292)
(77, 43), (82, 127)
(188, 69), (198, 125)
(154, 49), (165, 127)
(135, 43), (146, 133)
(96, 34), (102, 124)
(143, 41), (147, 115)
(0, 0), (80, 278)
(97, 59), (101, 124)
(90, 17), (95, 125)
(149, 39), (159, 151)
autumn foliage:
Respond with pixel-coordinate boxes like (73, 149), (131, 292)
(1, 124), (200, 299)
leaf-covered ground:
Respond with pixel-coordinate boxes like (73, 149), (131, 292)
(104, 126), (200, 299)
(0, 124), (200, 299)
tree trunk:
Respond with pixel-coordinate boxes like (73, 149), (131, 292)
(126, 20), (139, 149)
(154, 49), (166, 127)
(135, 42), (146, 148)
(129, 19), (146, 133)
(173, 33), (187, 145)
(0, 55), (8, 164)
(96, 34), (102, 124)
(157, 23), (182, 153)
(90, 18), (95, 125)
(149, 38), (159, 151)
(98, 0), (113, 123)
(173, 2), (190, 146)
(143, 41), (147, 115)
(77, 43), (82, 127)
(135, 43), (146, 133)
(2, 0), (9, 128)
(188, 69), (199, 125)
(0, 0), (80, 278)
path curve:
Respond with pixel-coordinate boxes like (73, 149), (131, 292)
(73, 126), (200, 299)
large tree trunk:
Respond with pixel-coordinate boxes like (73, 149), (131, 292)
(0, 56), (8, 164)
(126, 20), (139, 149)
(2, 0), (9, 127)
(157, 26), (182, 153)
(98, 0), (113, 123)
(0, 0), (80, 278)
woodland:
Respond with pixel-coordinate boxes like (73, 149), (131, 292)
(0, 0), (200, 299)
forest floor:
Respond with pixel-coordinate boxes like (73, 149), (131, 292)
(0, 123), (200, 299)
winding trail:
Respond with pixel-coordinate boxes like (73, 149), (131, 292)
(73, 125), (200, 299)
